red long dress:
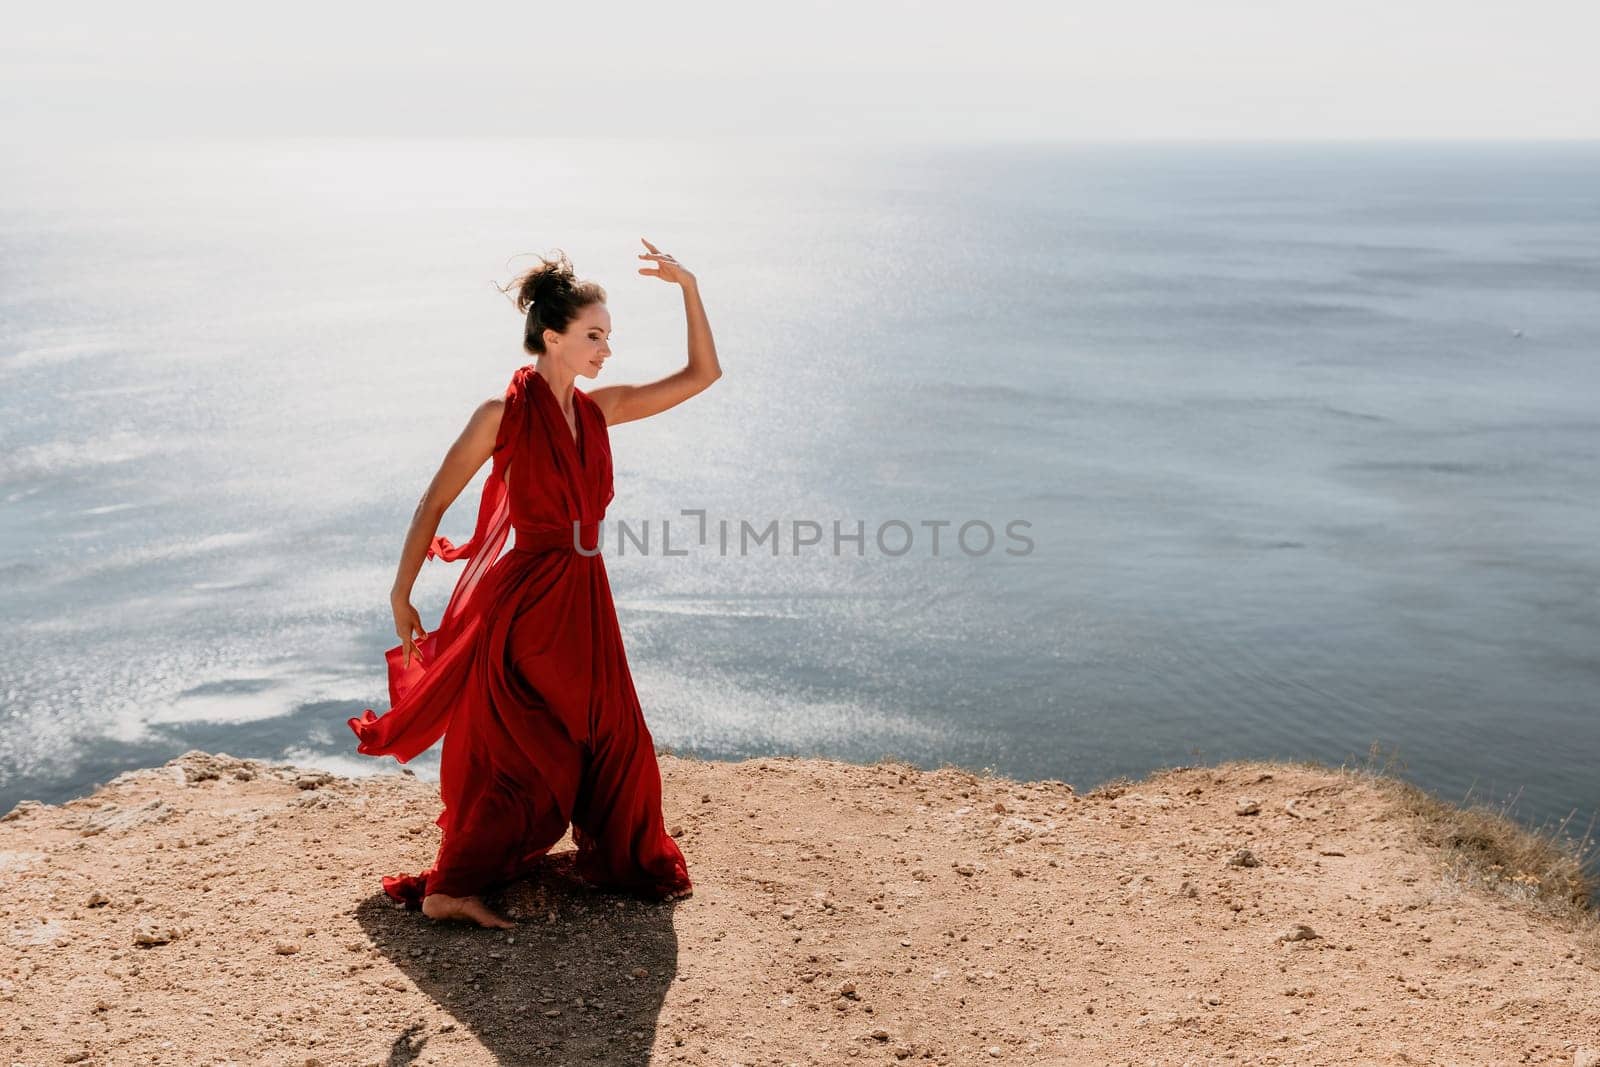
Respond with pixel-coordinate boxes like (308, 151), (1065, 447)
(347, 363), (692, 905)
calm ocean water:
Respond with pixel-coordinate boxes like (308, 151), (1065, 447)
(2, 138), (1596, 865)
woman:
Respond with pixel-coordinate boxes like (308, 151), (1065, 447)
(348, 239), (720, 928)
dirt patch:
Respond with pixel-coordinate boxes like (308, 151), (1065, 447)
(2, 750), (1598, 1065)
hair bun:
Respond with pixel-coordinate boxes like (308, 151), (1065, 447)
(506, 250), (577, 316)
(494, 249), (608, 358)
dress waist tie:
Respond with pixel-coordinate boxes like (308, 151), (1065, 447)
(513, 522), (601, 555)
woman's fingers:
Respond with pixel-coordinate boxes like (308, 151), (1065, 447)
(396, 604), (428, 667)
(637, 241), (686, 282)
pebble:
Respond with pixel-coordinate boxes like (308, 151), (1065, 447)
(134, 927), (179, 947)
(1236, 799), (1262, 816)
(274, 941), (301, 955)
(1279, 924), (1320, 943)
(1227, 848), (1261, 868)
(870, 1028), (889, 1041)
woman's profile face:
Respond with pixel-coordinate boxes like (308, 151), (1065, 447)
(545, 302), (613, 379)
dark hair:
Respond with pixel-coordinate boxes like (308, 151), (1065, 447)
(496, 250), (607, 357)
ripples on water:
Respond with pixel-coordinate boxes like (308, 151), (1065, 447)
(1, 140), (1596, 876)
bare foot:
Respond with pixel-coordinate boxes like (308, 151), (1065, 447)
(662, 885), (693, 902)
(421, 892), (515, 929)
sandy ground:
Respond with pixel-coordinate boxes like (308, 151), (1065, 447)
(2, 749), (1598, 1067)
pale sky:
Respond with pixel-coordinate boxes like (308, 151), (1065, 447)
(4, 0), (1597, 141)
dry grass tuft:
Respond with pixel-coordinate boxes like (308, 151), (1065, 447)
(1306, 741), (1600, 957)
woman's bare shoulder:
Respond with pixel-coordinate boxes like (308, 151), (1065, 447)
(457, 395), (504, 451)
(475, 394), (505, 421)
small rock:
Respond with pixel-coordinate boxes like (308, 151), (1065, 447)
(700, 793), (711, 804)
(134, 927), (179, 947)
(274, 941), (301, 955)
(63, 1052), (92, 1064)
(1, 800), (48, 822)
(86, 891), (110, 908)
(1235, 798), (1261, 816)
(987, 1047), (1003, 1058)
(870, 1028), (889, 1041)
(182, 759), (222, 784)
(1227, 848), (1261, 868)
(1278, 924), (1320, 943)
(630, 966), (648, 979)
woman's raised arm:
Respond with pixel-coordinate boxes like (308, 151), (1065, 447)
(588, 238), (722, 427)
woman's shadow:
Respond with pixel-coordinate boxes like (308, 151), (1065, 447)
(356, 850), (684, 1065)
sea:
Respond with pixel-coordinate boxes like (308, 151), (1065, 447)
(2, 137), (1596, 874)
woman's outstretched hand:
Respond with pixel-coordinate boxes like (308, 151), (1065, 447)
(637, 237), (696, 288)
(392, 596), (428, 668)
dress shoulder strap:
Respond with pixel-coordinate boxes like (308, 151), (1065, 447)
(490, 364), (533, 478)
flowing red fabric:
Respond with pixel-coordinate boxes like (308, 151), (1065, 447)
(348, 364), (691, 906)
